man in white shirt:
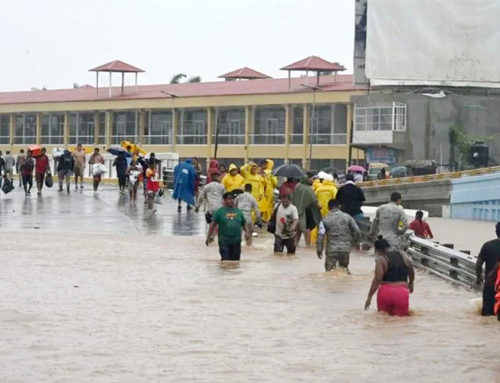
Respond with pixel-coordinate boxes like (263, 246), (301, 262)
(274, 194), (299, 254)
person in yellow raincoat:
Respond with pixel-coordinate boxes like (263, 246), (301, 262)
(259, 159), (278, 222)
(313, 171), (328, 192)
(311, 173), (337, 243)
(221, 163), (244, 193)
(240, 162), (264, 202)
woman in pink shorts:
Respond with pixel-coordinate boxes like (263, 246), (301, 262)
(365, 236), (415, 316)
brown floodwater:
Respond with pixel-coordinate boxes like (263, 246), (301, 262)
(0, 188), (499, 381)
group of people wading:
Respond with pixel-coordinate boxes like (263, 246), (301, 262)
(172, 158), (421, 317)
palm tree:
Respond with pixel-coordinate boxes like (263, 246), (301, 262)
(188, 76), (201, 83)
(170, 73), (186, 84)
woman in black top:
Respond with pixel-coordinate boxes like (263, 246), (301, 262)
(365, 236), (415, 316)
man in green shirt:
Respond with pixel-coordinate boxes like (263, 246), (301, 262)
(206, 192), (249, 261)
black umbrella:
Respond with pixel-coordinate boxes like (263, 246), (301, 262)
(273, 163), (307, 179)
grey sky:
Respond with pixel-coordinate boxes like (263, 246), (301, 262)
(0, 0), (354, 92)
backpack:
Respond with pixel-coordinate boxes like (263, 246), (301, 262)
(2, 178), (14, 194)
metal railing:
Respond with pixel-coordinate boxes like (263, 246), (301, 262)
(359, 165), (500, 188)
(407, 236), (478, 289)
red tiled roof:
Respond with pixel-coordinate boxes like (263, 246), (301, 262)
(89, 60), (144, 73)
(280, 56), (345, 71)
(0, 74), (366, 106)
(218, 67), (271, 80)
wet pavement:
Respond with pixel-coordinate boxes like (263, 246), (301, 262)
(0, 182), (204, 236)
(1, 183), (499, 382)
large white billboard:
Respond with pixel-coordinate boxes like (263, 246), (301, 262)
(365, 0), (500, 88)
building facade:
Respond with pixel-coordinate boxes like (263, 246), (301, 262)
(0, 74), (366, 171)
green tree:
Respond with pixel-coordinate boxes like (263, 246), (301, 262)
(170, 73), (186, 84)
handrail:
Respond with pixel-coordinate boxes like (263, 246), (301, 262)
(359, 165), (500, 188)
(407, 236), (479, 290)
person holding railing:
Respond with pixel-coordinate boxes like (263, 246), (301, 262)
(409, 211), (433, 239)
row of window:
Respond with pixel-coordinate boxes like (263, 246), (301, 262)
(354, 102), (407, 132)
(0, 104), (348, 145)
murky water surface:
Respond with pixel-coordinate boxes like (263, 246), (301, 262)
(0, 187), (498, 382)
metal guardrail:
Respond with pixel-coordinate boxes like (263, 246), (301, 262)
(359, 165), (500, 188)
(407, 236), (478, 289)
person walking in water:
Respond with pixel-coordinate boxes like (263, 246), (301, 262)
(369, 192), (408, 251)
(409, 210), (433, 239)
(195, 171), (225, 224)
(206, 192), (249, 261)
(316, 199), (360, 273)
(57, 150), (74, 194)
(126, 159), (143, 206)
(221, 164), (244, 196)
(35, 147), (51, 196)
(172, 159), (196, 212)
(113, 151), (128, 193)
(475, 222), (500, 316)
(145, 161), (160, 212)
(89, 147), (104, 193)
(73, 144), (86, 190)
(20, 149), (35, 196)
(3, 150), (15, 183)
(235, 183), (262, 246)
(16, 149), (26, 187)
(365, 235), (415, 316)
(336, 173), (365, 220)
(273, 194), (299, 255)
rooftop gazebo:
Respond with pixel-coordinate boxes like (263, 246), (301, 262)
(280, 55), (346, 89)
(218, 67), (271, 81)
(89, 60), (144, 97)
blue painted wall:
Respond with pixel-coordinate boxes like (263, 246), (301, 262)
(450, 172), (500, 221)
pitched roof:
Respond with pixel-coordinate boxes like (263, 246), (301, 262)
(218, 67), (271, 80)
(0, 74), (365, 106)
(280, 55), (345, 71)
(89, 60), (144, 73)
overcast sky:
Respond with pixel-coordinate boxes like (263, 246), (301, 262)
(0, 0), (354, 92)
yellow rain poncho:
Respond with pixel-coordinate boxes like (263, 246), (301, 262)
(311, 176), (337, 243)
(240, 162), (264, 202)
(221, 164), (244, 192)
(315, 178), (337, 216)
(259, 159), (278, 222)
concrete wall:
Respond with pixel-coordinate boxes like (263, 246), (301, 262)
(351, 92), (500, 165)
(362, 179), (452, 217)
(450, 172), (500, 221)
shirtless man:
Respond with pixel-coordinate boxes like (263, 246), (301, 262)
(73, 144), (86, 190)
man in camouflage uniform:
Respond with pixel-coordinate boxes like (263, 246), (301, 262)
(317, 199), (361, 272)
(369, 191), (409, 250)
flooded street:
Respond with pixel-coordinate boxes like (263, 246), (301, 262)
(0, 187), (499, 382)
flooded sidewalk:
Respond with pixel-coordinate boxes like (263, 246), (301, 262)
(0, 185), (499, 382)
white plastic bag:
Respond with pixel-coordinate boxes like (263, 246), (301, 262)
(92, 163), (107, 176)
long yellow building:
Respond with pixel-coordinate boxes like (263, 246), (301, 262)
(0, 61), (366, 171)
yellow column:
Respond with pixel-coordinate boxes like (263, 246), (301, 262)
(244, 106), (252, 162)
(94, 112), (100, 147)
(346, 103), (353, 170)
(171, 109), (178, 152)
(105, 111), (112, 147)
(206, 108), (213, 161)
(9, 115), (15, 146)
(139, 110), (146, 144)
(63, 112), (69, 147)
(284, 105), (292, 164)
(36, 113), (42, 145)
(302, 104), (310, 169)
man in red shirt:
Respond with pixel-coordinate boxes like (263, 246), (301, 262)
(35, 148), (51, 196)
(409, 210), (433, 239)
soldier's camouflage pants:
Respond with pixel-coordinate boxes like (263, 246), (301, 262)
(325, 251), (350, 272)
